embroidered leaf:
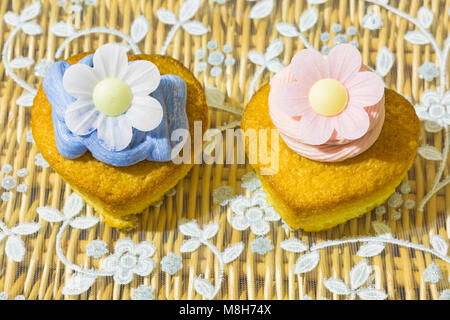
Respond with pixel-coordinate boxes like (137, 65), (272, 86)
(179, 0), (201, 22)
(181, 21), (208, 35)
(430, 235), (448, 256)
(266, 59), (284, 73)
(21, 22), (43, 35)
(37, 206), (64, 223)
(356, 288), (388, 300)
(280, 239), (308, 253)
(205, 87), (225, 106)
(418, 7), (433, 29)
(16, 92), (36, 107)
(294, 251), (320, 274)
(131, 15), (150, 43)
(63, 193), (84, 219)
(248, 51), (265, 65)
(179, 220), (202, 237)
(202, 223), (219, 240)
(324, 278), (351, 295)
(404, 31), (430, 45)
(5, 235), (26, 262)
(276, 22), (299, 37)
(62, 273), (97, 296)
(357, 242), (385, 258)
(20, 2), (41, 22)
(350, 260), (371, 290)
(418, 145), (443, 161)
(157, 9), (178, 25)
(180, 239), (201, 253)
(10, 57), (34, 69)
(10, 222), (41, 235)
(222, 242), (244, 264)
(204, 88), (226, 108)
(299, 7), (318, 32)
(376, 47), (394, 77)
(249, 0), (274, 19)
(50, 22), (75, 37)
(4, 12), (20, 27)
(69, 217), (99, 230)
(194, 276), (214, 300)
(371, 221), (392, 236)
(265, 38), (283, 61)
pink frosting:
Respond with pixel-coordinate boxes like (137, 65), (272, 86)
(268, 65), (385, 162)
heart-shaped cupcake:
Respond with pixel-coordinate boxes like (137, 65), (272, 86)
(31, 51), (208, 229)
(241, 45), (419, 231)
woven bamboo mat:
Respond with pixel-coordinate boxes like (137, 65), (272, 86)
(0, 0), (449, 300)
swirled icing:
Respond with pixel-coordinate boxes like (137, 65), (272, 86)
(43, 54), (189, 166)
(268, 61), (385, 162)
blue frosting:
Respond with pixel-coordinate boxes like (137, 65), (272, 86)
(42, 54), (189, 166)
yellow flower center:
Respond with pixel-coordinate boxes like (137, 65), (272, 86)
(308, 79), (348, 116)
(92, 78), (133, 116)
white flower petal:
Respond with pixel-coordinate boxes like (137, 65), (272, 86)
(245, 207), (263, 222)
(420, 90), (440, 106)
(101, 255), (119, 272)
(263, 206), (280, 221)
(62, 63), (99, 99)
(134, 242), (156, 258)
(230, 215), (250, 231)
(126, 96), (163, 132)
(230, 196), (252, 215)
(123, 60), (160, 96)
(65, 100), (100, 135)
(97, 115), (133, 151)
(114, 239), (136, 255)
(93, 43), (129, 79)
(250, 220), (270, 236)
(114, 267), (134, 285)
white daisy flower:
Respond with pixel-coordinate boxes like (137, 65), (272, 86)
(62, 43), (163, 151)
(415, 90), (450, 127)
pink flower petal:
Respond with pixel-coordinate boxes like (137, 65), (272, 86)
(327, 44), (362, 83)
(298, 112), (335, 145)
(290, 49), (329, 86)
(93, 43), (129, 79)
(332, 106), (370, 140)
(346, 71), (385, 107)
(62, 63), (99, 100)
(126, 96), (164, 132)
(276, 82), (311, 117)
(269, 67), (296, 90)
(64, 100), (100, 135)
(122, 60), (160, 96)
(97, 115), (132, 151)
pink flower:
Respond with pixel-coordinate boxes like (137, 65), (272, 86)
(277, 44), (384, 145)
